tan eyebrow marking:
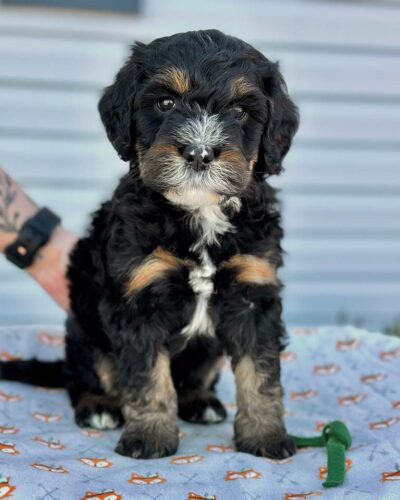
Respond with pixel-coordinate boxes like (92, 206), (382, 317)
(125, 247), (183, 295)
(231, 76), (256, 98)
(234, 354), (284, 441)
(221, 254), (277, 285)
(155, 67), (190, 94)
(95, 354), (118, 395)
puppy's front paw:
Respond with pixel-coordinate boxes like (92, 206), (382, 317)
(179, 395), (227, 424)
(75, 395), (123, 430)
(236, 432), (296, 459)
(116, 426), (179, 459)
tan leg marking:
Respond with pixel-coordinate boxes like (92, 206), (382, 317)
(125, 247), (183, 296)
(120, 352), (178, 457)
(95, 354), (118, 396)
(221, 254), (277, 285)
(234, 355), (284, 439)
(122, 352), (177, 423)
(201, 355), (226, 390)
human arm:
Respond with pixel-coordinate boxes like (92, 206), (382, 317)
(0, 167), (77, 310)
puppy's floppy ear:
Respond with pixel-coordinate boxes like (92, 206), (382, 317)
(98, 42), (146, 162)
(256, 62), (299, 176)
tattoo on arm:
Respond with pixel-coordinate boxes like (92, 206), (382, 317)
(0, 171), (20, 233)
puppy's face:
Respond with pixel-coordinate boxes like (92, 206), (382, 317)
(99, 30), (298, 207)
(136, 68), (265, 206)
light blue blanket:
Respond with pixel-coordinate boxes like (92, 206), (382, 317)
(0, 325), (399, 500)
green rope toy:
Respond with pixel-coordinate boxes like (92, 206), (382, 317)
(289, 420), (352, 488)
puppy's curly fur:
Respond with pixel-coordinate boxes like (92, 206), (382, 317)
(0, 30), (299, 459)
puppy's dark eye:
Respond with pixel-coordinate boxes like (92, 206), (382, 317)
(233, 105), (247, 121)
(157, 97), (175, 112)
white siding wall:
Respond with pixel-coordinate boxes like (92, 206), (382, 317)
(0, 0), (399, 329)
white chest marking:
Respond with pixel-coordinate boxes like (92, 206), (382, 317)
(190, 204), (233, 252)
(182, 200), (238, 339)
(182, 250), (215, 339)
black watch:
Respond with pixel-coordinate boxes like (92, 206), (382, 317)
(5, 207), (61, 269)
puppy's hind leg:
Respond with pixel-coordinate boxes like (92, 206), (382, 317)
(65, 316), (123, 431)
(172, 337), (227, 424)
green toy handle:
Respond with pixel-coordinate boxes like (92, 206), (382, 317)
(289, 420), (352, 488)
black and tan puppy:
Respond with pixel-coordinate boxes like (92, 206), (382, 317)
(0, 30), (299, 459)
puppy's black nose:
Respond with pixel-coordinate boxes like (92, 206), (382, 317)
(182, 145), (214, 171)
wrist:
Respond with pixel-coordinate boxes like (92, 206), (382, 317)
(0, 231), (19, 253)
(28, 226), (78, 311)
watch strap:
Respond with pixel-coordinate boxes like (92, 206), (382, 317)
(5, 208), (61, 269)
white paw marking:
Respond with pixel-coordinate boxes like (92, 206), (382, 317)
(203, 407), (224, 423)
(89, 412), (119, 430)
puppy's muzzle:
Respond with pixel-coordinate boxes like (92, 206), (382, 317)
(182, 145), (215, 172)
